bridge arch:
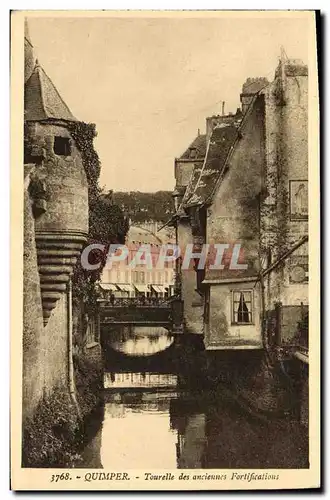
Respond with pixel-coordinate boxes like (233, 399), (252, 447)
(107, 324), (174, 357)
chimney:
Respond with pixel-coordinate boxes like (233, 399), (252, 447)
(240, 77), (269, 114)
(273, 57), (308, 106)
(275, 58), (308, 79)
(222, 101), (225, 116)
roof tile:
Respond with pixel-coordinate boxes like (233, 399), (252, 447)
(184, 124), (238, 208)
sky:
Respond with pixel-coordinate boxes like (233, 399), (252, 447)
(28, 14), (310, 192)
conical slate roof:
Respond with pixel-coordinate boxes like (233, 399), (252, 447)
(24, 62), (77, 122)
(24, 18), (32, 46)
(24, 19), (35, 84)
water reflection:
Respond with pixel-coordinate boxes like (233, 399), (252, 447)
(107, 326), (173, 356)
(82, 326), (308, 469)
(104, 372), (177, 389)
(175, 414), (206, 469)
(99, 391), (178, 469)
(81, 370), (308, 469)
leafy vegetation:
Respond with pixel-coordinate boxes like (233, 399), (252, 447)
(22, 353), (103, 468)
(22, 386), (82, 467)
(73, 352), (104, 417)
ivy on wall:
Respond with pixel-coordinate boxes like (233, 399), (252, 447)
(68, 121), (100, 204)
(259, 104), (290, 263)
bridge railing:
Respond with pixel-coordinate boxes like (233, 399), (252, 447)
(98, 295), (171, 309)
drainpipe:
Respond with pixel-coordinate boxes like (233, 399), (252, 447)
(67, 279), (82, 419)
(174, 219), (182, 300)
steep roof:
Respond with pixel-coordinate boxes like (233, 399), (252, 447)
(178, 134), (207, 160)
(24, 62), (77, 122)
(184, 123), (239, 208)
(24, 19), (35, 84)
(179, 162), (204, 210)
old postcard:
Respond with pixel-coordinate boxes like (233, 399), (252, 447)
(11, 10), (320, 490)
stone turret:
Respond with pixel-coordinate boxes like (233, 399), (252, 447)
(24, 46), (88, 325)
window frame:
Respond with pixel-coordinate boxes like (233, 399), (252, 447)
(231, 289), (254, 325)
(289, 179), (308, 221)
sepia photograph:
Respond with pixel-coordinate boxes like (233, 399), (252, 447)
(10, 9), (320, 490)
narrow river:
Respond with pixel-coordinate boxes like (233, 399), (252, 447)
(80, 326), (308, 469)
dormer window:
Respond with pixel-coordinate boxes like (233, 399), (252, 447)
(189, 148), (197, 159)
(54, 136), (71, 156)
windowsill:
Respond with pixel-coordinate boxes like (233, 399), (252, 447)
(290, 216), (308, 221)
(289, 282), (309, 285)
(231, 322), (254, 326)
(205, 343), (262, 351)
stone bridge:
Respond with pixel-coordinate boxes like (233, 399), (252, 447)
(98, 297), (173, 327)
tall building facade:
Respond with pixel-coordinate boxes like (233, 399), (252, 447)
(172, 56), (308, 356)
(100, 223), (175, 298)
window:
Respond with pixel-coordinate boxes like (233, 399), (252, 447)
(86, 320), (95, 345)
(289, 180), (308, 220)
(54, 136), (71, 156)
(140, 272), (145, 284)
(125, 271), (129, 283)
(232, 291), (253, 324)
